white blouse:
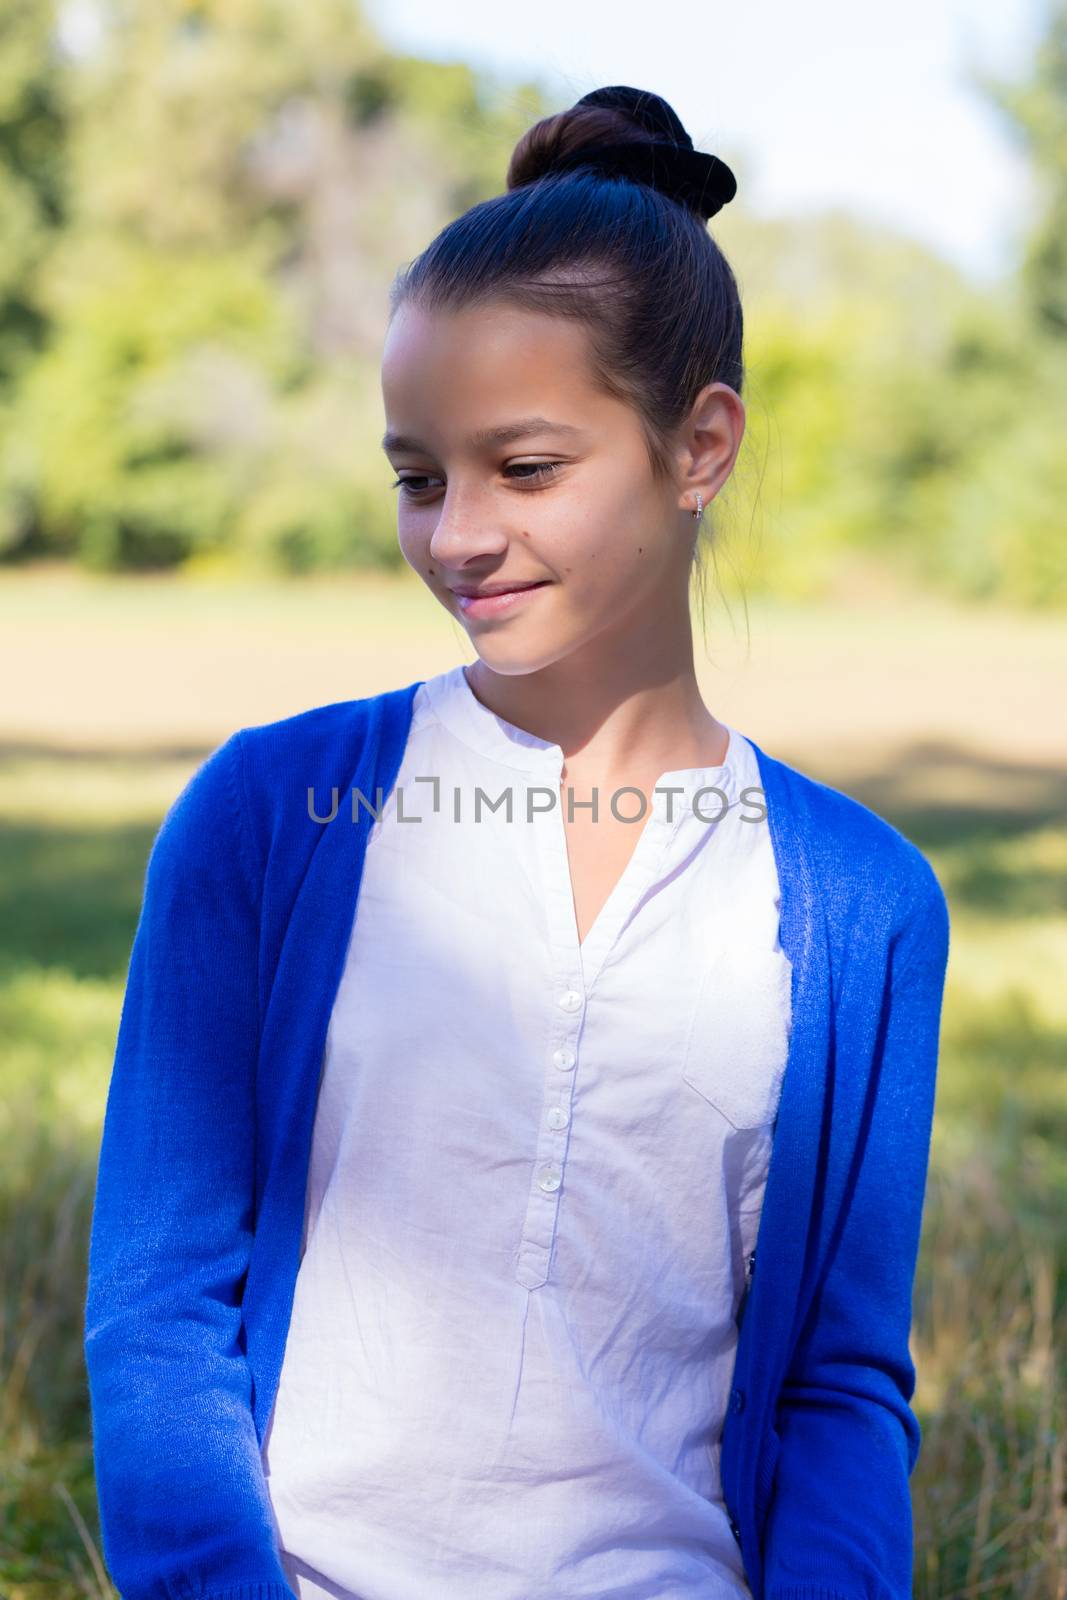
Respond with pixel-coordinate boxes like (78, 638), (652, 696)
(261, 662), (792, 1600)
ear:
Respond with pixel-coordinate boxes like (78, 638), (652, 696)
(673, 381), (746, 513)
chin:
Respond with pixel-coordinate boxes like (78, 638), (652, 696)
(467, 651), (540, 677)
(468, 641), (574, 678)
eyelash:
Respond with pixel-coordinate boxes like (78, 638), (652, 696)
(389, 462), (563, 498)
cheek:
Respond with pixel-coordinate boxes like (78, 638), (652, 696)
(559, 506), (656, 592)
(569, 481), (653, 558)
(396, 522), (430, 571)
(542, 496), (616, 572)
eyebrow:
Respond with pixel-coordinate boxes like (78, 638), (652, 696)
(380, 417), (586, 453)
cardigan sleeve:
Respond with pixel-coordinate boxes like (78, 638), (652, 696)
(83, 731), (295, 1600)
(760, 858), (951, 1600)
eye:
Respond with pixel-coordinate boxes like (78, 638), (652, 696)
(389, 462), (563, 498)
(505, 462), (562, 484)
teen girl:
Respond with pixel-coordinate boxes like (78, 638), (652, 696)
(85, 84), (951, 1600)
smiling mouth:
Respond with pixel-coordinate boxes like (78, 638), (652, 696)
(453, 581), (552, 616)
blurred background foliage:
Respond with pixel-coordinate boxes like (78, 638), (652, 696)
(0, 0), (1065, 602)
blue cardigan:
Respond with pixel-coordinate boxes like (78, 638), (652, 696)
(84, 680), (950, 1600)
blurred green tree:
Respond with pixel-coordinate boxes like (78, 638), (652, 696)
(0, 0), (549, 571)
(0, 0), (1062, 604)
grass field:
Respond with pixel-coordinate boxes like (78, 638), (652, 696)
(1, 565), (1065, 1598)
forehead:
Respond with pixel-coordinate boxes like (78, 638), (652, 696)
(380, 300), (603, 437)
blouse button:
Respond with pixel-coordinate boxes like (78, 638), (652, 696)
(557, 989), (582, 1012)
(538, 1163), (562, 1192)
(553, 1047), (576, 1071)
(546, 1106), (569, 1130)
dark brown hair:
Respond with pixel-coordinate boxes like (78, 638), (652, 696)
(387, 87), (745, 604)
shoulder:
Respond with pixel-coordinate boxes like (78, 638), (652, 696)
(230, 680), (423, 869)
(154, 683), (422, 893)
(757, 744), (950, 964)
(233, 680), (422, 799)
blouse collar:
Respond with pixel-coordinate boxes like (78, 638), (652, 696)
(418, 662), (738, 821)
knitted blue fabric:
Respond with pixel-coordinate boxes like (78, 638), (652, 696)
(84, 680), (950, 1600)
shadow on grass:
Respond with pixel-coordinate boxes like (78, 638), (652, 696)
(0, 736), (221, 982)
(0, 739), (217, 765)
(800, 738), (1067, 917)
(0, 819), (161, 982)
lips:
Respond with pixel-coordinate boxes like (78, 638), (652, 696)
(451, 581), (549, 598)
(452, 581), (551, 618)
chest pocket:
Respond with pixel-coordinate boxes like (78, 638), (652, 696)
(682, 940), (792, 1131)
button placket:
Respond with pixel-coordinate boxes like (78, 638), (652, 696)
(546, 1044), (575, 1131)
(542, 990), (580, 1163)
(517, 987), (584, 1290)
(515, 778), (586, 1291)
(513, 768), (702, 1291)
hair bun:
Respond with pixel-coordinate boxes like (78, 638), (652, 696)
(507, 84), (737, 222)
(574, 85), (693, 148)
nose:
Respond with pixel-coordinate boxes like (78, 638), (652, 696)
(428, 484), (509, 567)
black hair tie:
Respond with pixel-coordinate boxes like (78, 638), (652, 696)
(542, 138), (737, 221)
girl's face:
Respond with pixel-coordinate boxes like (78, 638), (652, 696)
(380, 299), (725, 678)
